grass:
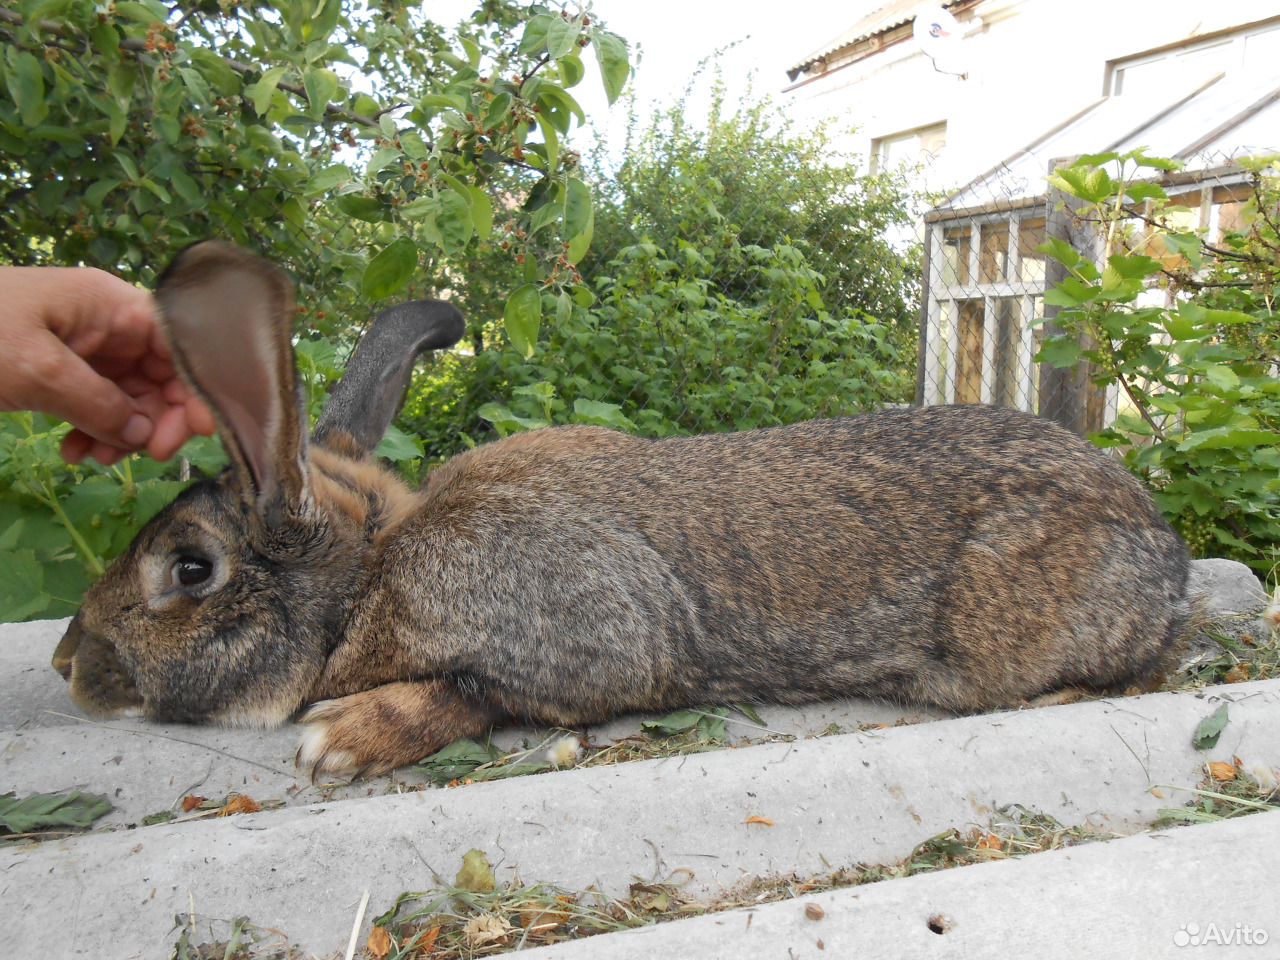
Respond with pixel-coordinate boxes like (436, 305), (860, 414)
(164, 804), (1137, 959)
(1166, 615), (1280, 692)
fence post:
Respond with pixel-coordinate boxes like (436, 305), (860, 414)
(1038, 157), (1099, 434)
(913, 220), (934, 406)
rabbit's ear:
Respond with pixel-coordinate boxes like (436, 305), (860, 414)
(313, 300), (464, 455)
(155, 241), (309, 520)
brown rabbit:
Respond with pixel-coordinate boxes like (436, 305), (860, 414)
(53, 242), (1191, 778)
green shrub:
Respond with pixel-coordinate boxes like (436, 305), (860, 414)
(1037, 151), (1279, 576)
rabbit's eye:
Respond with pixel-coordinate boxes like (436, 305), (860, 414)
(173, 556), (213, 588)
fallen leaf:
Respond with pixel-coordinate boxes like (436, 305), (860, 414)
(0, 790), (112, 834)
(181, 795), (207, 813)
(975, 832), (1004, 851)
(1208, 761), (1238, 782)
(366, 925), (392, 959)
(1224, 663), (1251, 683)
(1192, 704), (1229, 751)
(218, 794), (261, 817)
(744, 816), (775, 827)
(455, 849), (495, 893)
(416, 925), (441, 953)
(463, 913), (511, 947)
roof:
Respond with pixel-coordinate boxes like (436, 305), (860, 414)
(934, 70), (1280, 216)
(787, 0), (961, 79)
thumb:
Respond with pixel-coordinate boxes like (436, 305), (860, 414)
(26, 332), (154, 449)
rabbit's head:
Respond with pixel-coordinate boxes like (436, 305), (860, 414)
(51, 242), (463, 726)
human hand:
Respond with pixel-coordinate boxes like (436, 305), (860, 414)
(0, 266), (216, 465)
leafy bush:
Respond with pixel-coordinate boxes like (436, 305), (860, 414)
(1037, 151), (1279, 576)
(402, 92), (919, 449)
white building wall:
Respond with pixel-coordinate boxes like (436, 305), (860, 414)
(782, 0), (1280, 193)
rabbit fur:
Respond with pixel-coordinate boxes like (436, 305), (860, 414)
(54, 241), (1192, 778)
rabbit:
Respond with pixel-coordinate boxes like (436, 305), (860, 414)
(53, 241), (1192, 779)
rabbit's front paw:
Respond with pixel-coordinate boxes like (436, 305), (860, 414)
(295, 681), (497, 781)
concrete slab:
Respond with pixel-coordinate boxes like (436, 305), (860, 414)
(2, 679), (1276, 957)
(1, 618), (942, 825)
(523, 811), (1280, 960)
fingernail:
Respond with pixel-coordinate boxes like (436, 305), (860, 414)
(122, 414), (152, 447)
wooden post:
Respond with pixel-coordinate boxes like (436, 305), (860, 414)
(1038, 157), (1099, 434)
(914, 223), (934, 406)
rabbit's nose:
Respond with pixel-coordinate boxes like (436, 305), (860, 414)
(52, 615), (86, 681)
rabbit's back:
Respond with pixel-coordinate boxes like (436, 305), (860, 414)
(376, 405), (1188, 720)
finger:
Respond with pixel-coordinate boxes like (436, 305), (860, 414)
(22, 332), (154, 450)
(147, 406), (194, 462)
(186, 395), (217, 436)
(87, 440), (126, 466)
(42, 268), (156, 358)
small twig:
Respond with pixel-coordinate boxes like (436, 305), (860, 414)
(41, 710), (293, 778)
(343, 889), (371, 960)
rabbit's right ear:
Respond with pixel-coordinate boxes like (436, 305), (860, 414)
(155, 241), (309, 523)
(313, 300), (464, 455)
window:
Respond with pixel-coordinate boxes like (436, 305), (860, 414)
(1108, 20), (1280, 96)
(871, 122), (946, 173)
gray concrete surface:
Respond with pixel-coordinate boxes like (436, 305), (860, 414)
(523, 811), (1280, 960)
(2, 618), (942, 825)
(3, 674), (1277, 957)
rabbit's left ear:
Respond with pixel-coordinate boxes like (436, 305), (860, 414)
(156, 241), (309, 522)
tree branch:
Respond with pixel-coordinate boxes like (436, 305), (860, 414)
(0, 8), (381, 128)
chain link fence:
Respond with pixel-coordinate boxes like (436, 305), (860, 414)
(915, 149), (1261, 434)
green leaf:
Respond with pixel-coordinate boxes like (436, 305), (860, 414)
(1037, 237), (1082, 270)
(361, 237), (418, 299)
(558, 51), (585, 88)
(1036, 336), (1083, 368)
(545, 15), (581, 60)
(336, 195), (387, 222)
(593, 30), (630, 105)
(303, 163), (352, 197)
(1176, 428), (1280, 452)
(0, 548), (48, 622)
(484, 91), (512, 130)
(641, 709), (702, 736)
(467, 186), (493, 241)
(536, 85), (585, 134)
(519, 14), (555, 55)
(504, 283), (542, 358)
(1106, 254), (1160, 281)
(535, 112), (560, 173)
(7, 50), (48, 126)
(248, 66), (288, 117)
(1125, 182), (1167, 203)
(1201, 365), (1240, 391)
(572, 399), (634, 430)
(412, 739), (498, 784)
(1191, 704), (1228, 750)
(303, 67), (339, 120)
(366, 147), (401, 177)
(400, 130), (429, 159)
(476, 403), (548, 436)
(0, 790), (112, 834)
(84, 178), (121, 209)
(374, 424), (423, 464)
(563, 178), (593, 263)
(436, 188), (474, 253)
(113, 1), (163, 23)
